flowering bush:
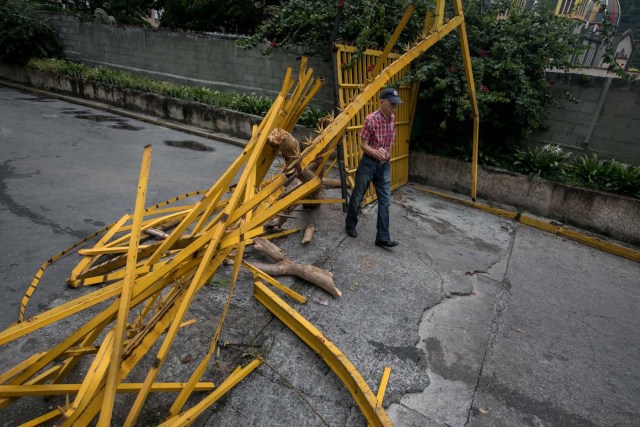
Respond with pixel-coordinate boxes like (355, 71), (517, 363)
(411, 0), (583, 154)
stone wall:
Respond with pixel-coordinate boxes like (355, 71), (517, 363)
(46, 14), (336, 110)
(532, 71), (640, 165)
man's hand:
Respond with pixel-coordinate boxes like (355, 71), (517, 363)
(373, 147), (387, 161)
(362, 143), (387, 161)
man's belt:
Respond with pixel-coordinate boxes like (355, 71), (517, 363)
(363, 153), (389, 164)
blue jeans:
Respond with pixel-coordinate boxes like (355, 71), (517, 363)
(345, 155), (392, 242)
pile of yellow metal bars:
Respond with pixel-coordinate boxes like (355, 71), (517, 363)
(0, 1), (479, 424)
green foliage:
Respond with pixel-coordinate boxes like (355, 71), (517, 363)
(246, 0), (582, 152)
(599, 3), (634, 79)
(157, 0), (275, 33)
(617, 0), (640, 69)
(513, 144), (572, 179)
(0, 0), (63, 65)
(29, 58), (274, 115)
(238, 0), (432, 59)
(511, 148), (640, 197)
(43, 0), (156, 25)
(572, 153), (606, 185)
(572, 154), (640, 196)
(298, 108), (328, 128)
(412, 0), (583, 153)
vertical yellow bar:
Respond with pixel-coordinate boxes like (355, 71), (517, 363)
(452, 0), (480, 201)
(98, 145), (153, 426)
(370, 4), (415, 78)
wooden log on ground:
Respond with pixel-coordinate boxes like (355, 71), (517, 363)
(322, 178), (342, 188)
(253, 237), (341, 297)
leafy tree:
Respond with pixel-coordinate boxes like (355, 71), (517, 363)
(0, 0), (63, 65)
(44, 0), (157, 25)
(617, 0), (639, 69)
(157, 0), (278, 33)
(410, 0), (583, 157)
(239, 0), (432, 59)
(242, 0), (582, 158)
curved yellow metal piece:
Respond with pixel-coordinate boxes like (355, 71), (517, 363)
(253, 280), (392, 427)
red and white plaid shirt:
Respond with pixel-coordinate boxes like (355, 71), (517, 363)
(360, 109), (395, 161)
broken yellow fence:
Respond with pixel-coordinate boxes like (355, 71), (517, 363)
(0, 1), (479, 425)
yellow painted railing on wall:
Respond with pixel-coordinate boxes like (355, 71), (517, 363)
(335, 44), (419, 205)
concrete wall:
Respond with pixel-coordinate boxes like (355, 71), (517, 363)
(409, 152), (640, 245)
(41, 14), (640, 165)
(46, 14), (336, 110)
(532, 71), (640, 165)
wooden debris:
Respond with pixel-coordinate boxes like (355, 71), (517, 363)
(322, 178), (342, 188)
(145, 227), (169, 239)
(252, 237), (341, 297)
(301, 223), (315, 245)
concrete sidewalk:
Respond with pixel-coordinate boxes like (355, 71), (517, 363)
(1, 85), (638, 426)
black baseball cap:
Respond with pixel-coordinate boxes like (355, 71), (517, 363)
(380, 88), (403, 104)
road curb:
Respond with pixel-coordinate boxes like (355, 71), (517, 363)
(413, 184), (640, 263)
(0, 78), (248, 148)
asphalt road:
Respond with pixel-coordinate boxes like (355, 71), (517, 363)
(0, 85), (638, 426)
(0, 85), (242, 329)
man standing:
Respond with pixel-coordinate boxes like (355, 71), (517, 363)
(345, 87), (402, 248)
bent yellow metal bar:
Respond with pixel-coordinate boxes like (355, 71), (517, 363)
(253, 281), (392, 427)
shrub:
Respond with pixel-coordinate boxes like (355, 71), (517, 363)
(572, 156), (640, 197)
(608, 162), (640, 197)
(513, 144), (571, 179)
(0, 0), (63, 65)
(298, 108), (328, 128)
(28, 58), (277, 116)
(411, 0), (583, 153)
(572, 154), (607, 187)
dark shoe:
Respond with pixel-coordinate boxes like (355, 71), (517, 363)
(345, 227), (357, 238)
(375, 240), (399, 248)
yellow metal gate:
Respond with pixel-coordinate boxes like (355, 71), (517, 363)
(335, 44), (418, 205)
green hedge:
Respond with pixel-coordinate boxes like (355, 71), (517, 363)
(28, 58), (326, 126)
(513, 145), (640, 198)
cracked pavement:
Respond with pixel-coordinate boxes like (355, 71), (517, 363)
(1, 85), (639, 426)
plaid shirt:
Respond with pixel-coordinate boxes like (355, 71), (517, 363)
(360, 109), (395, 161)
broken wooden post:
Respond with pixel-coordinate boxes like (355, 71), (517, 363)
(301, 223), (315, 245)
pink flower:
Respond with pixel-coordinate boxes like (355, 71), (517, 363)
(448, 66), (458, 74)
(481, 85), (489, 93)
(367, 63), (376, 72)
(338, 0), (345, 7)
(269, 41), (279, 48)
